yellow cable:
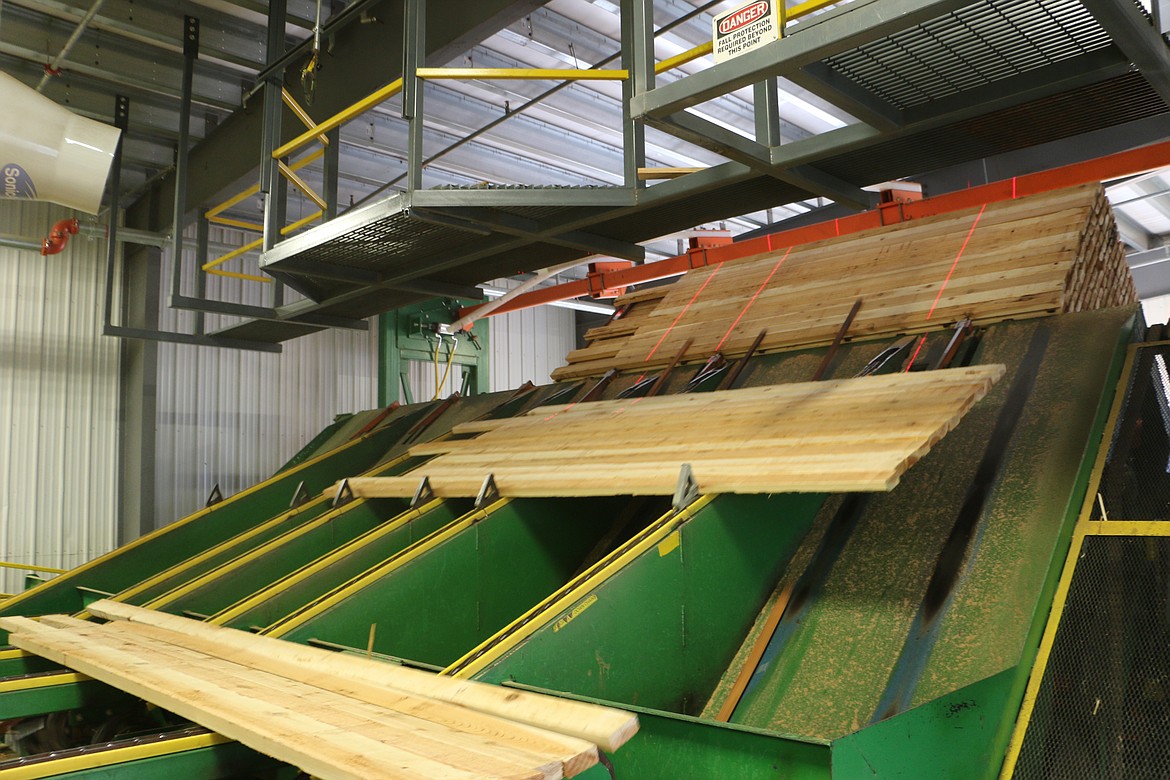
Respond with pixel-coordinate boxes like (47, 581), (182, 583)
(432, 337), (441, 401)
(436, 337), (457, 398)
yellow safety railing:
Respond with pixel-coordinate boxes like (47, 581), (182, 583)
(274, 78), (404, 160)
(0, 561), (68, 575)
(281, 87), (329, 147)
(203, 210), (323, 283)
(416, 68), (628, 80)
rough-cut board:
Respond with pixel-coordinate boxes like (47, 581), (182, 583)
(0, 605), (640, 780)
(336, 365), (1004, 499)
(553, 185), (1134, 381)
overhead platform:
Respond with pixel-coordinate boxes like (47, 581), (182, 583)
(221, 0), (1169, 345)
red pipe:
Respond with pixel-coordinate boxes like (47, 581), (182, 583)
(41, 218), (80, 256)
(460, 137), (1170, 320)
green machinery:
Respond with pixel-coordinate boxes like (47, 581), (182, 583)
(0, 305), (1144, 778)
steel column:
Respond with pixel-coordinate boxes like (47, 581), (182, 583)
(260, 0), (287, 255)
(168, 16), (197, 307)
(403, 0), (426, 192)
(621, 0), (653, 189)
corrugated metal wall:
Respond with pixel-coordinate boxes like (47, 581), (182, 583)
(487, 280), (576, 392)
(0, 201), (119, 592)
(153, 227), (378, 524)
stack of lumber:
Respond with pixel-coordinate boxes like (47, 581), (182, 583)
(336, 365), (1004, 499)
(1, 601), (638, 780)
(554, 184), (1134, 381)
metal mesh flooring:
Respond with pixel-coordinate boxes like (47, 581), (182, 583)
(1093, 344), (1170, 521)
(1013, 535), (1170, 780)
(822, 0), (1115, 109)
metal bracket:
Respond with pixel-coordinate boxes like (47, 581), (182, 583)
(673, 463), (700, 511)
(410, 476), (435, 508)
(205, 483), (224, 507)
(289, 480), (310, 508)
(475, 473), (500, 508)
(332, 478), (355, 508)
(617, 374), (658, 398)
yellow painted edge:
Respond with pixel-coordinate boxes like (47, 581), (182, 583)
(95, 504), (321, 611)
(0, 671), (88, 693)
(3, 431), (382, 614)
(998, 343), (1139, 778)
(0, 648), (29, 661)
(142, 501), (358, 611)
(417, 67), (628, 80)
(265, 500), (509, 637)
(0, 732), (231, 780)
(1083, 520), (1170, 536)
(445, 495), (714, 679)
(209, 496), (441, 625)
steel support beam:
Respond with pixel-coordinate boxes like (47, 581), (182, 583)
(168, 16), (198, 309)
(1083, 0), (1170, 105)
(409, 207), (646, 262)
(786, 62), (903, 132)
(653, 110), (870, 208)
(630, 0), (969, 118)
(403, 0), (427, 192)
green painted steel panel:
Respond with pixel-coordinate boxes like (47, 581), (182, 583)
(153, 499), (412, 618)
(276, 496), (635, 666)
(0, 681), (134, 720)
(830, 670), (1014, 779)
(219, 500), (474, 631)
(0, 417), (417, 633)
(36, 740), (281, 779)
(476, 493), (825, 714)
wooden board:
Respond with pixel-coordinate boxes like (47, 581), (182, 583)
(0, 607), (640, 780)
(552, 185), (1134, 381)
(337, 365), (1004, 499)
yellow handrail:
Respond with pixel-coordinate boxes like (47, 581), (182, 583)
(207, 215), (264, 232)
(203, 210), (323, 271)
(416, 67), (629, 80)
(0, 561), (67, 575)
(273, 78), (403, 160)
(207, 269), (273, 283)
(655, 42), (712, 74)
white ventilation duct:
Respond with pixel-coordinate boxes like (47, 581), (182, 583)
(0, 71), (121, 215)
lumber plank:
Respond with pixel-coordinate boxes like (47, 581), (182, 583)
(84, 601), (637, 754)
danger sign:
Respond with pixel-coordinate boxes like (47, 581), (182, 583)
(712, 0), (779, 64)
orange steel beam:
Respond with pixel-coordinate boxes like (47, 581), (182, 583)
(459, 139), (1170, 320)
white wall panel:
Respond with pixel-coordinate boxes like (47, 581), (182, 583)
(153, 228), (378, 525)
(487, 279), (576, 392)
(0, 201), (119, 592)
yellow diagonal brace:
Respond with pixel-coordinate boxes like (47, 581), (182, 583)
(205, 149), (324, 219)
(281, 87), (329, 146)
(278, 161), (328, 211)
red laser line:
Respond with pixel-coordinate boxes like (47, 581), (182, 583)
(925, 204), (986, 321)
(715, 246), (792, 352)
(903, 335), (928, 373)
(644, 262), (724, 361)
